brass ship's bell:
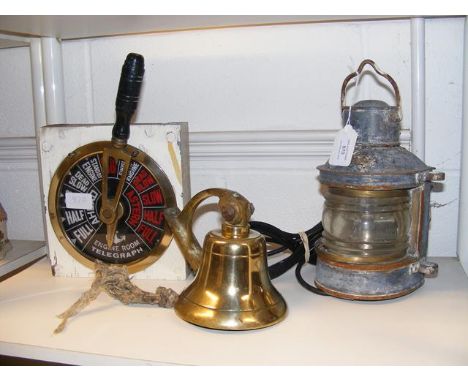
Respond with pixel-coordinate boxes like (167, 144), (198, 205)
(165, 188), (287, 330)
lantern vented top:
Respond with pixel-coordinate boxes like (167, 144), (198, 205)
(318, 60), (434, 189)
(342, 100), (401, 146)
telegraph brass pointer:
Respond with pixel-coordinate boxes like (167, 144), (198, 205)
(165, 188), (287, 330)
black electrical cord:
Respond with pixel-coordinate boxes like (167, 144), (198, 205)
(250, 221), (329, 296)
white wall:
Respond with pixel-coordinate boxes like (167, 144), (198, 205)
(0, 17), (465, 259)
(63, 20), (413, 132)
(425, 18), (465, 258)
(0, 46), (44, 240)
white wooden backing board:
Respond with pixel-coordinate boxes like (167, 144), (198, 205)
(38, 123), (190, 280)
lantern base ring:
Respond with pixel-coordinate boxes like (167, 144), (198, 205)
(315, 279), (423, 301)
(315, 256), (426, 301)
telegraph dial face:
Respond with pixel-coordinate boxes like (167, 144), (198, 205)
(48, 141), (176, 273)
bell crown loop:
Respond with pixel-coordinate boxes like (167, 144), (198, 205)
(164, 188), (255, 272)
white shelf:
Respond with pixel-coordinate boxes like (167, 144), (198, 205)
(0, 15), (408, 42)
(0, 256), (467, 365)
(0, 240), (46, 278)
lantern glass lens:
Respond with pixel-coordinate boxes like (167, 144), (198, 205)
(321, 187), (411, 263)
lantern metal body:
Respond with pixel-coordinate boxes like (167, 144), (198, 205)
(315, 60), (444, 300)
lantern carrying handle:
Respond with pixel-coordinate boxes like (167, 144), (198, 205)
(341, 59), (401, 110)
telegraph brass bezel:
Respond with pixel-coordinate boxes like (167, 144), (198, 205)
(48, 141), (176, 274)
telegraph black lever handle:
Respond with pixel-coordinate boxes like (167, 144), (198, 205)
(112, 53), (145, 143)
